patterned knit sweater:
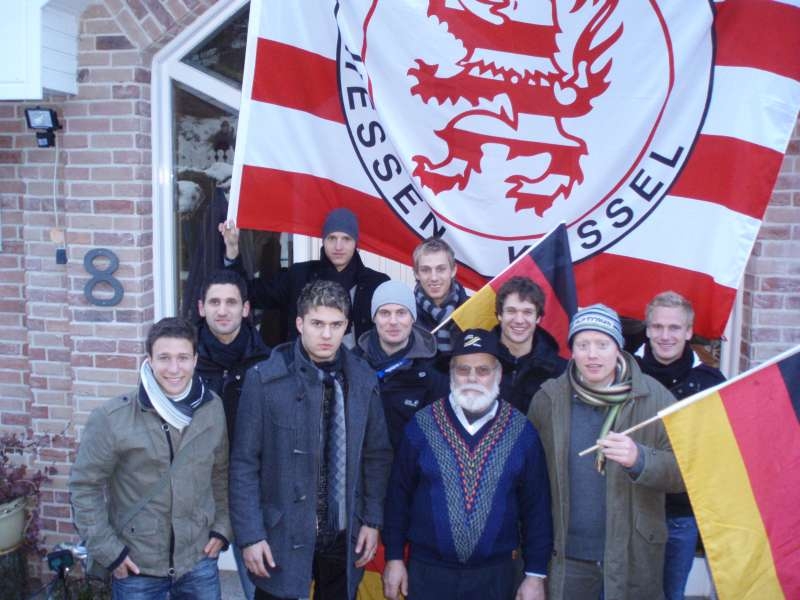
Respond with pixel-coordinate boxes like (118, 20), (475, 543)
(383, 398), (553, 574)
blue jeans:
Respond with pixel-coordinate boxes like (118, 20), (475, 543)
(663, 516), (699, 600)
(233, 543), (255, 600)
(112, 556), (221, 600)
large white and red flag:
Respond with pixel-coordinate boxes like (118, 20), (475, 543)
(229, 0), (800, 339)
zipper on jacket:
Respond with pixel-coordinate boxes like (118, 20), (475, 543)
(163, 422), (176, 576)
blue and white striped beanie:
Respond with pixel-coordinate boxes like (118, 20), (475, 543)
(568, 304), (624, 349)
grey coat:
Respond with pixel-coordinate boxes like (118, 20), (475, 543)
(528, 355), (684, 600)
(229, 341), (393, 599)
(69, 387), (231, 579)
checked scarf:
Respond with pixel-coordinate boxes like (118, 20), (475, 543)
(568, 353), (633, 473)
(415, 280), (466, 353)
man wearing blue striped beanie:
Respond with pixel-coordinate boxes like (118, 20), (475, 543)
(528, 304), (684, 599)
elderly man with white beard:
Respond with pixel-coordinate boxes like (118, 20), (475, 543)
(382, 329), (553, 600)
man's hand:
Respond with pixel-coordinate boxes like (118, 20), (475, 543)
(354, 525), (379, 568)
(515, 575), (546, 600)
(112, 556), (140, 580)
(598, 431), (639, 468)
(217, 220), (240, 260)
(382, 559), (408, 600)
(203, 537), (225, 558)
(243, 540), (276, 578)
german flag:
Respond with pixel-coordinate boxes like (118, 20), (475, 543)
(448, 223), (577, 358)
(662, 345), (800, 599)
(357, 544), (387, 600)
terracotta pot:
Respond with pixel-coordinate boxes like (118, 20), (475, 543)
(0, 496), (27, 552)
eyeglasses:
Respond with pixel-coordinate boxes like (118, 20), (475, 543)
(453, 364), (497, 378)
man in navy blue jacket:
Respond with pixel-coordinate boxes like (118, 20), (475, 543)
(382, 329), (552, 600)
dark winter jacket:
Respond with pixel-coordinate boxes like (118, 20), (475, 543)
(228, 249), (389, 344)
(495, 326), (567, 415)
(356, 325), (449, 448)
(195, 320), (270, 445)
(229, 341), (393, 599)
(636, 343), (725, 517)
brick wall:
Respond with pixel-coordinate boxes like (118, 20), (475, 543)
(741, 120), (800, 369)
(0, 0), (215, 569)
(0, 0), (797, 576)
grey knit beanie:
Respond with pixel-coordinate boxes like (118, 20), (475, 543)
(322, 207), (359, 241)
(568, 303), (624, 349)
(371, 280), (417, 320)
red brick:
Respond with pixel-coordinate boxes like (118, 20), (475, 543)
(69, 182), (113, 197)
(91, 133), (134, 148)
(66, 117), (112, 133)
(68, 150), (114, 165)
(94, 198), (135, 213)
(761, 277), (800, 293)
(1, 412), (31, 426)
(95, 355), (137, 369)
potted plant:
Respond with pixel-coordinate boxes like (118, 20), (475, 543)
(0, 432), (57, 556)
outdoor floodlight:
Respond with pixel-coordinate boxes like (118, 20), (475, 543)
(24, 106), (61, 147)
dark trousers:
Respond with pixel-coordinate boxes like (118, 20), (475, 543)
(562, 557), (604, 600)
(407, 557), (516, 600)
(254, 532), (349, 600)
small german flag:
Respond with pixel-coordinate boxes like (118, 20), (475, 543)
(662, 345), (800, 599)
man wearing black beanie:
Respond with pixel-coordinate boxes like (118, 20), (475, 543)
(220, 207), (388, 347)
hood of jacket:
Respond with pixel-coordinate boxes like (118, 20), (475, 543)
(356, 323), (438, 364)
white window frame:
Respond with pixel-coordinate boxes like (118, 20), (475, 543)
(151, 0), (248, 319)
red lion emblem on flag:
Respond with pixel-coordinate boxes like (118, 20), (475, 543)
(408, 0), (622, 216)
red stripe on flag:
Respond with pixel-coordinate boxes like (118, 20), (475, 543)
(252, 38), (344, 124)
(236, 166), (492, 288)
(574, 253), (736, 338)
(489, 256), (571, 359)
(720, 365), (800, 597)
(670, 135), (783, 220)
(671, 134), (783, 220)
(715, 0), (800, 81)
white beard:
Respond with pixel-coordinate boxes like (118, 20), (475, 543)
(451, 377), (500, 416)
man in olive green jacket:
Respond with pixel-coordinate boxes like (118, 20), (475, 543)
(70, 317), (231, 599)
(528, 305), (684, 600)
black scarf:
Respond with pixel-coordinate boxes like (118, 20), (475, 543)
(366, 331), (412, 373)
(198, 321), (250, 369)
(640, 342), (694, 390)
(319, 247), (361, 293)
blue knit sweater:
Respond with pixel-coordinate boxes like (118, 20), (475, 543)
(383, 398), (553, 574)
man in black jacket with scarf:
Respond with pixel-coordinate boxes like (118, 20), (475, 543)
(196, 269), (270, 599)
(220, 208), (389, 348)
(230, 280), (392, 600)
(636, 291), (725, 600)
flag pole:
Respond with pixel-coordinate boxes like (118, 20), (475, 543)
(578, 342), (800, 457)
(430, 222), (568, 335)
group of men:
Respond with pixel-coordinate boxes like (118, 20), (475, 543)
(70, 208), (724, 600)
